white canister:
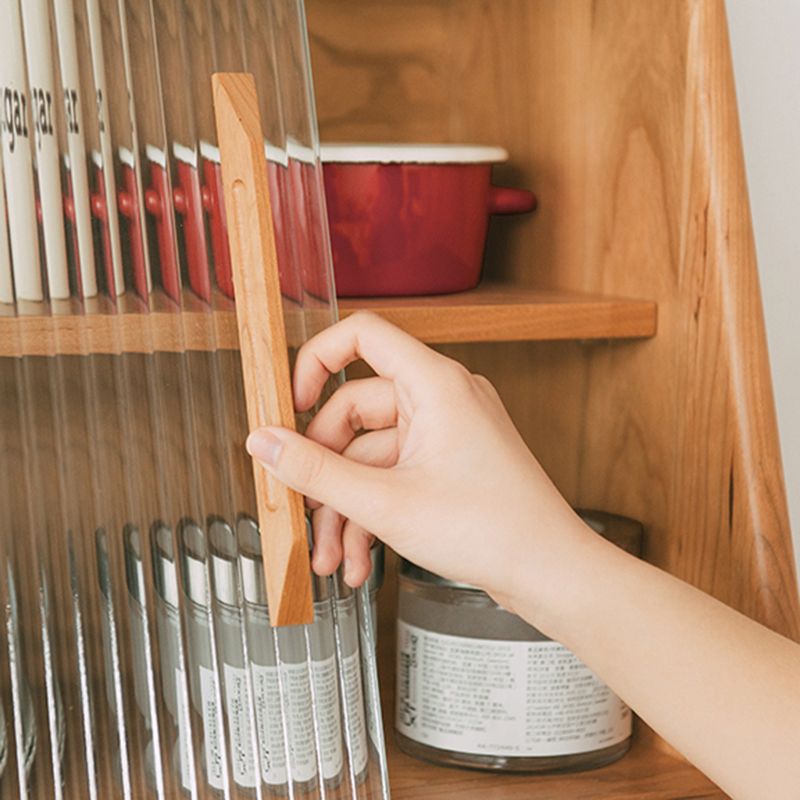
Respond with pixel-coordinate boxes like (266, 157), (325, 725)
(395, 510), (642, 773)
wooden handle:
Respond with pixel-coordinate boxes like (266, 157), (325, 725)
(212, 72), (313, 626)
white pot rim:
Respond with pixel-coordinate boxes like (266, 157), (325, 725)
(320, 143), (509, 165)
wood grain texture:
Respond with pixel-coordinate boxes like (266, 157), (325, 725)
(0, 287), (656, 355)
(212, 72), (313, 626)
(306, 0), (800, 643)
(341, 285), (657, 343)
(0, 1), (790, 795)
(307, 0), (800, 783)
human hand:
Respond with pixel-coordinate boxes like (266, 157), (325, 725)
(246, 312), (590, 614)
(252, 315), (800, 800)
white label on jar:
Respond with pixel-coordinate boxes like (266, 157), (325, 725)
(199, 665), (225, 789)
(341, 652), (369, 774)
(251, 662), (317, 784)
(175, 668), (195, 793)
(223, 664), (257, 787)
(311, 655), (344, 779)
(284, 661), (317, 783)
(395, 621), (631, 758)
(250, 663), (287, 785)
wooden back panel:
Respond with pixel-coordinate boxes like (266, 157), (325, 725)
(306, 0), (800, 638)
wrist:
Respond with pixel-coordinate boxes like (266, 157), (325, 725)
(490, 506), (611, 642)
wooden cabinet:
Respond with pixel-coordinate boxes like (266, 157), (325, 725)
(302, 0), (800, 797)
(0, 1), (795, 797)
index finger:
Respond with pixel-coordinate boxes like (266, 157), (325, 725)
(293, 311), (445, 411)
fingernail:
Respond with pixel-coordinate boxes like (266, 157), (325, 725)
(344, 558), (354, 586)
(246, 429), (283, 467)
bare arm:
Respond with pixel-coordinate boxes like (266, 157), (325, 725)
(524, 516), (800, 800)
(247, 312), (800, 800)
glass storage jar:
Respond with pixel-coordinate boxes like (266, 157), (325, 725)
(395, 509), (643, 773)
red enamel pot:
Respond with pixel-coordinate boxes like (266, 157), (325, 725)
(320, 144), (536, 297)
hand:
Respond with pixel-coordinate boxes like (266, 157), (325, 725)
(247, 312), (591, 615)
(247, 313), (800, 800)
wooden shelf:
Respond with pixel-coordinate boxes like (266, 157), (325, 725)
(0, 284), (657, 357)
(383, 730), (725, 800)
(339, 284), (657, 344)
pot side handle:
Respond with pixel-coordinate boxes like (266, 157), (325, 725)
(488, 186), (537, 215)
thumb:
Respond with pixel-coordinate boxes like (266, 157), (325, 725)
(246, 426), (392, 526)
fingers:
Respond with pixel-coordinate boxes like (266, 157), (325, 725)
(312, 515), (378, 587)
(306, 376), (397, 453)
(305, 422), (399, 512)
(343, 428), (400, 468)
(342, 520), (374, 587)
(311, 505), (343, 576)
(309, 428), (398, 579)
(311, 511), (376, 587)
(246, 426), (394, 530)
(292, 312), (446, 411)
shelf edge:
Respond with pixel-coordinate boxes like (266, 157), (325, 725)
(0, 293), (657, 356)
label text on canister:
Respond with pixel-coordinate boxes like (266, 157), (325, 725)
(395, 621), (631, 758)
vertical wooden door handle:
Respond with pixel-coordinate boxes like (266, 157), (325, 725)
(212, 72), (313, 626)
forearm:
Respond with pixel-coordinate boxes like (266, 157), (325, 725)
(512, 527), (800, 800)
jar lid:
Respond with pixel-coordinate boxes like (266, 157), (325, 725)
(234, 515), (385, 606)
(400, 509), (644, 591)
(237, 515), (334, 606)
(152, 522), (179, 609)
(208, 517), (239, 608)
(399, 559), (479, 592)
(320, 143), (509, 165)
(368, 541), (385, 595)
(236, 515), (269, 607)
(575, 508), (644, 557)
(179, 519), (210, 608)
(95, 529), (112, 602)
(123, 524), (145, 606)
